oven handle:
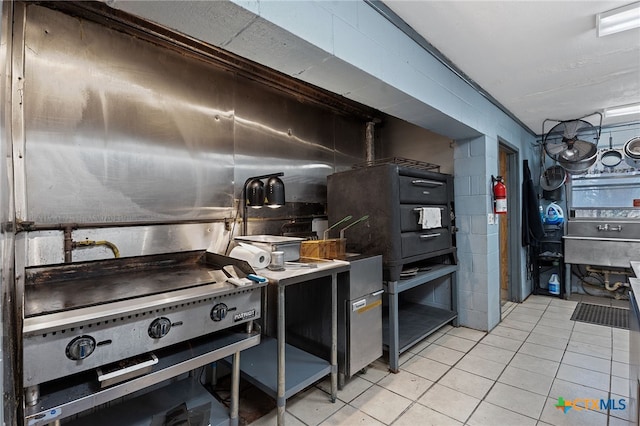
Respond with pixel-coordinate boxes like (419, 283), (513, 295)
(420, 233), (441, 239)
(411, 179), (444, 187)
(413, 207), (445, 212)
(97, 353), (158, 384)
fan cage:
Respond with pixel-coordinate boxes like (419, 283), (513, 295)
(543, 119), (600, 162)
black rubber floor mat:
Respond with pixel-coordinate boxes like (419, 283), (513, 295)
(570, 302), (629, 330)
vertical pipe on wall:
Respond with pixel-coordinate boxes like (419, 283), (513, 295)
(365, 121), (376, 162)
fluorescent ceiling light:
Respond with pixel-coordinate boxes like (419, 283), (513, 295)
(597, 2), (640, 37)
(603, 102), (640, 118)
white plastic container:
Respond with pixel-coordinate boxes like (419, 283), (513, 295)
(548, 273), (560, 295)
(545, 203), (564, 225)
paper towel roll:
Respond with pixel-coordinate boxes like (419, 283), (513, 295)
(229, 245), (270, 269)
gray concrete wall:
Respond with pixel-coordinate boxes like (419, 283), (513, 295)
(379, 116), (454, 175)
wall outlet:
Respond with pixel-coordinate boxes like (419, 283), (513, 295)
(487, 213), (496, 225)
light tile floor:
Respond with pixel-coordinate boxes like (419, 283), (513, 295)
(248, 295), (634, 425)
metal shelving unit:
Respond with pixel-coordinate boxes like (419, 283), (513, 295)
(383, 264), (458, 372)
(533, 225), (564, 298)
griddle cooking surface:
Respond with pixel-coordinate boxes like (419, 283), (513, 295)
(23, 251), (240, 318)
(24, 266), (219, 317)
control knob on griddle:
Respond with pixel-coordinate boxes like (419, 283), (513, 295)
(66, 336), (96, 361)
(210, 303), (228, 321)
(148, 317), (172, 339)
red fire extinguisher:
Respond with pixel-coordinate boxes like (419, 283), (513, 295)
(492, 175), (507, 215)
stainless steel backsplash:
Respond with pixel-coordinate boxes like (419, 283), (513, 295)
(20, 4), (367, 225)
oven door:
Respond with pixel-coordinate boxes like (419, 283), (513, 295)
(401, 229), (451, 258)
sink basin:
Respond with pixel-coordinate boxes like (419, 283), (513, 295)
(564, 219), (640, 268)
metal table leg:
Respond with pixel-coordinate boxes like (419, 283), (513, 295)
(230, 351), (240, 426)
(330, 272), (337, 403)
(565, 263), (572, 299)
(451, 271), (459, 327)
(387, 280), (400, 373)
(277, 284), (286, 425)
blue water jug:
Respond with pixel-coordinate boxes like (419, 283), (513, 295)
(548, 273), (560, 295)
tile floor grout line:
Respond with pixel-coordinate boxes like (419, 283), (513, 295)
(433, 298), (551, 424)
(608, 323), (614, 425)
(544, 295), (625, 425)
(268, 295), (631, 425)
(385, 327), (487, 425)
(539, 297), (573, 425)
(490, 297), (615, 424)
(467, 298), (550, 424)
(317, 325), (480, 425)
(380, 324), (495, 425)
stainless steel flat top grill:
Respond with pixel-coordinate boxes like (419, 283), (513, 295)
(24, 251), (239, 317)
(23, 251), (266, 391)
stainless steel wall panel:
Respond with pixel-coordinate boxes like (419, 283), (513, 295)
(334, 115), (367, 172)
(23, 6), (235, 223)
(22, 5), (369, 227)
(11, 2), (25, 221)
(16, 3), (374, 242)
(0, 0), (16, 421)
(25, 231), (64, 266)
(25, 223), (229, 267)
(233, 77), (337, 204)
(72, 224), (219, 261)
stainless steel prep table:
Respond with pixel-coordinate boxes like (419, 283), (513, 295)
(233, 259), (350, 426)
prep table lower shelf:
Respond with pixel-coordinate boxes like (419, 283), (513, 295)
(383, 263), (459, 372)
(382, 303), (457, 353)
(25, 330), (260, 426)
(225, 336), (331, 400)
(63, 377), (229, 426)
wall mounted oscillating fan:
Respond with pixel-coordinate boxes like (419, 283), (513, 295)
(543, 118), (600, 174)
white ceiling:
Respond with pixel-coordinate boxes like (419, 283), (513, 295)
(383, 1), (640, 134)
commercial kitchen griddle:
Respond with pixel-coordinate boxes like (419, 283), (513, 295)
(22, 250), (265, 389)
(24, 250), (250, 317)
